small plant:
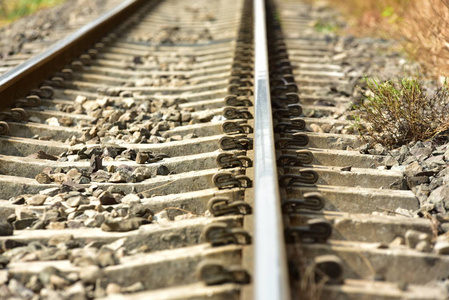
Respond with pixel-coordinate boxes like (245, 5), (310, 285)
(352, 77), (449, 148)
(313, 19), (339, 33)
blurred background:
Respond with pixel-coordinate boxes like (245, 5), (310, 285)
(1, 0), (448, 79)
(0, 0), (65, 25)
(309, 0), (449, 78)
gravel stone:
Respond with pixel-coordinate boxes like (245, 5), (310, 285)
(6, 214), (16, 224)
(71, 248), (98, 267)
(98, 191), (118, 205)
(67, 220), (85, 229)
(67, 168), (82, 181)
(405, 229), (431, 249)
(15, 207), (36, 220)
(91, 170), (111, 182)
(0, 270), (9, 285)
(79, 265), (101, 284)
(25, 194), (47, 206)
(49, 274), (71, 289)
(368, 143), (386, 155)
(39, 266), (62, 286)
(106, 283), (122, 295)
(58, 117), (73, 126)
(1, 240), (26, 252)
(8, 279), (33, 299)
(427, 185), (449, 208)
(39, 187), (61, 196)
(310, 123), (324, 133)
(415, 240), (432, 253)
(129, 204), (152, 219)
(389, 237), (404, 247)
(65, 282), (86, 298)
(407, 176), (429, 189)
(153, 210), (170, 223)
(443, 148), (449, 160)
(383, 156), (398, 167)
(89, 154), (103, 173)
(52, 173), (69, 184)
(47, 221), (66, 230)
(13, 218), (38, 230)
(35, 173), (52, 184)
(25, 275), (43, 292)
(121, 194), (141, 204)
(434, 240), (449, 254)
(359, 143), (370, 154)
(404, 161), (423, 177)
(156, 165), (170, 176)
(0, 255), (10, 269)
(132, 167), (152, 180)
(9, 195), (25, 205)
(109, 171), (130, 183)
(101, 217), (150, 232)
(63, 180), (86, 192)
(97, 248), (119, 267)
(66, 195), (90, 207)
(121, 282), (145, 293)
(48, 234), (73, 247)
(27, 151), (58, 161)
(136, 152), (149, 164)
(184, 133), (197, 140)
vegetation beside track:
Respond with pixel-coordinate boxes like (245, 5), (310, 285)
(306, 0), (449, 147)
(0, 0), (65, 25)
(352, 77), (449, 148)
(310, 0), (449, 78)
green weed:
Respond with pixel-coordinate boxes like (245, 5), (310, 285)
(352, 77), (449, 148)
(313, 19), (339, 33)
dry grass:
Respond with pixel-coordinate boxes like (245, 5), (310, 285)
(321, 0), (409, 37)
(310, 0), (449, 78)
(291, 245), (326, 300)
(402, 0), (449, 76)
(352, 77), (449, 148)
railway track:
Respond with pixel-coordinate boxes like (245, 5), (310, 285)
(0, 0), (448, 299)
(273, 1), (449, 299)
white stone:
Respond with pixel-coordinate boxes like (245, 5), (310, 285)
(153, 210), (170, 223)
(121, 194), (141, 204)
(45, 117), (60, 126)
(75, 95), (87, 104)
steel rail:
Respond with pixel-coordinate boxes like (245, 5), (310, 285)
(253, 0), (290, 299)
(0, 0), (154, 109)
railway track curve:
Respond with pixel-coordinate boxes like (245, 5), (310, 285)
(0, 0), (448, 299)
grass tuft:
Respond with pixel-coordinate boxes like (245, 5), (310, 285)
(352, 77), (449, 148)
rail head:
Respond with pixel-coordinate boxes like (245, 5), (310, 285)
(0, 0), (154, 110)
(253, 0), (290, 299)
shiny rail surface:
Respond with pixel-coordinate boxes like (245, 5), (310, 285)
(253, 0), (289, 300)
